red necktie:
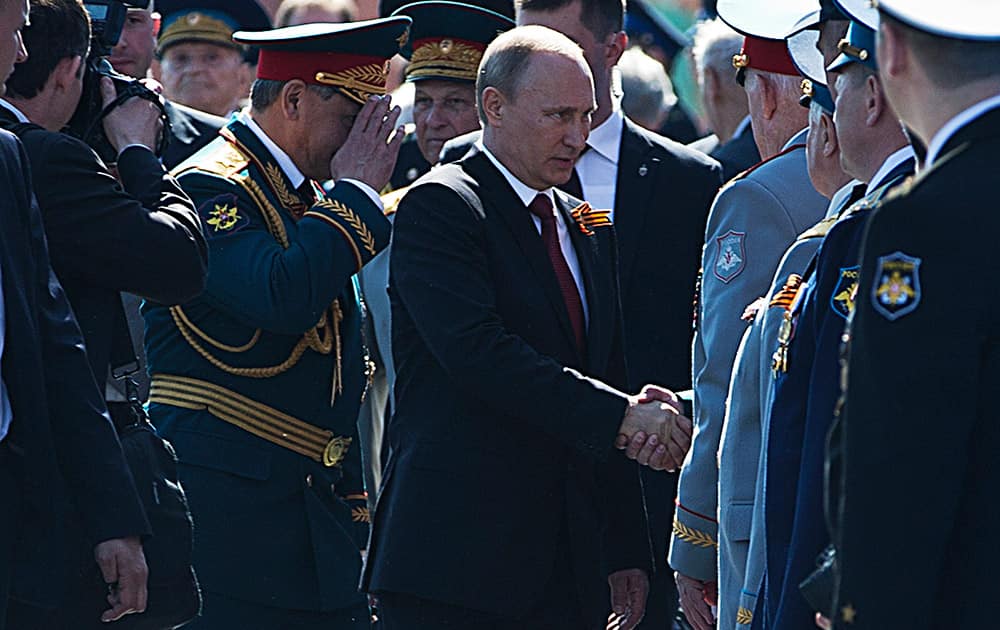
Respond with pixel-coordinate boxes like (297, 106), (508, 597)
(528, 193), (586, 355)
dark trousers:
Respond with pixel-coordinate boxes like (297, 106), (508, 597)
(0, 443), (20, 630)
(183, 590), (371, 630)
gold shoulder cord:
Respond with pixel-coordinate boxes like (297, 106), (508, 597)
(169, 138), (345, 402)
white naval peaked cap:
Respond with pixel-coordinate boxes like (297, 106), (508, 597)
(787, 29), (825, 84)
(833, 0), (878, 29)
(874, 0), (1000, 40)
(717, 0), (820, 39)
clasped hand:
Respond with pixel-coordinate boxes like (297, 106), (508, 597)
(616, 385), (693, 471)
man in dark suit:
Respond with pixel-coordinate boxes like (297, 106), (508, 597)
(364, 25), (693, 630)
(829, 2), (1000, 628)
(107, 0), (227, 170)
(0, 1), (207, 625)
(0, 123), (149, 629)
(440, 3), (721, 619)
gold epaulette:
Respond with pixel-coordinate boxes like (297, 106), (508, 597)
(380, 185), (410, 217)
(172, 139), (249, 179)
(797, 216), (838, 240)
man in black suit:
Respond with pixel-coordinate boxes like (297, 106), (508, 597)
(829, 2), (1000, 628)
(0, 0), (206, 624)
(107, 0), (227, 170)
(438, 3), (722, 622)
(363, 25), (692, 630)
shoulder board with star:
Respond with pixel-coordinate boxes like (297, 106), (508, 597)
(172, 139), (249, 179)
(380, 185), (410, 217)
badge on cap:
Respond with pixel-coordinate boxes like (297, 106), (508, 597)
(714, 230), (746, 283)
(831, 265), (860, 319)
(871, 252), (921, 320)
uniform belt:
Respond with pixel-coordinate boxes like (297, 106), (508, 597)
(149, 374), (351, 467)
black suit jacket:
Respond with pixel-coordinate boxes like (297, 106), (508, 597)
(0, 130), (149, 607)
(0, 108), (207, 384)
(363, 150), (651, 624)
(162, 101), (226, 171)
(831, 106), (1000, 629)
(687, 121), (762, 183)
(438, 121), (722, 594)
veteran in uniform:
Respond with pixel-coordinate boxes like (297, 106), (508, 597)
(831, 1), (1000, 627)
(668, 9), (829, 626)
(761, 3), (915, 626)
(142, 18), (410, 629)
(386, 1), (512, 190)
(357, 0), (512, 493)
(716, 17), (862, 626)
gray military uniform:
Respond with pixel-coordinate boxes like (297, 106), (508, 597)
(668, 129), (827, 609)
(719, 182), (859, 628)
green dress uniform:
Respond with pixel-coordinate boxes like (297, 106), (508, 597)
(142, 18), (409, 628)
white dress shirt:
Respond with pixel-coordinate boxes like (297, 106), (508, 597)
(576, 108), (624, 219)
(866, 145), (917, 195)
(924, 93), (1000, 168)
(0, 98), (29, 123)
(478, 142), (589, 325)
(240, 112), (383, 209)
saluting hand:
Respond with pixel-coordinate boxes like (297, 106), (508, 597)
(329, 94), (404, 192)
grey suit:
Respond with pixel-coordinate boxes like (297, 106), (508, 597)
(668, 130), (826, 600)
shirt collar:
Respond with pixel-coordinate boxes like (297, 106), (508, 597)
(866, 145), (917, 195)
(0, 99), (30, 123)
(585, 109), (624, 164)
(239, 112), (305, 189)
(925, 93), (1000, 168)
(733, 115), (752, 139)
(828, 179), (864, 219)
(476, 140), (554, 208)
(783, 127), (809, 150)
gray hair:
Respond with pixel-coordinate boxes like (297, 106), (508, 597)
(619, 46), (677, 127)
(475, 24), (590, 125)
(249, 79), (339, 111)
(691, 18), (743, 87)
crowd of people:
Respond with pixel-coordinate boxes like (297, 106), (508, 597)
(0, 0), (997, 628)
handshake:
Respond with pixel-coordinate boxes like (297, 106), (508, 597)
(615, 385), (693, 471)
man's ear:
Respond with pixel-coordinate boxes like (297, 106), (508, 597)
(280, 79), (308, 120)
(757, 73), (778, 121)
(878, 20), (908, 83)
(821, 112), (839, 157)
(865, 73), (884, 128)
(606, 30), (627, 69)
(481, 86), (505, 127)
(51, 55), (84, 93)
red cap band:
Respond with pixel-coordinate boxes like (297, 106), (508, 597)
(734, 36), (799, 76)
(257, 49), (387, 86)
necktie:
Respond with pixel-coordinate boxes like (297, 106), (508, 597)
(528, 193), (586, 355)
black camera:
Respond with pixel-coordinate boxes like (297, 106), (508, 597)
(67, 0), (169, 164)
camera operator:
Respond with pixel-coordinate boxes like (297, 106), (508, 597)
(0, 0), (207, 626)
(108, 0), (227, 169)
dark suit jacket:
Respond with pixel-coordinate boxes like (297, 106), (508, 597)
(688, 121), (762, 183)
(0, 108), (207, 385)
(0, 130), (149, 608)
(438, 121), (722, 611)
(363, 150), (651, 625)
(831, 106), (1000, 629)
(162, 101), (226, 171)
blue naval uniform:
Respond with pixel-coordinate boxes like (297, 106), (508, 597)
(143, 118), (390, 619)
(759, 150), (915, 628)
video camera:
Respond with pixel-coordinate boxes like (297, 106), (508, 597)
(67, 0), (169, 163)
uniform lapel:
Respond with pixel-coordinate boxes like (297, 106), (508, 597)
(613, 119), (659, 290)
(462, 153), (580, 355)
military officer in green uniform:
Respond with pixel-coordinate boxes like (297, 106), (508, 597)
(386, 1), (513, 190)
(142, 18), (411, 629)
